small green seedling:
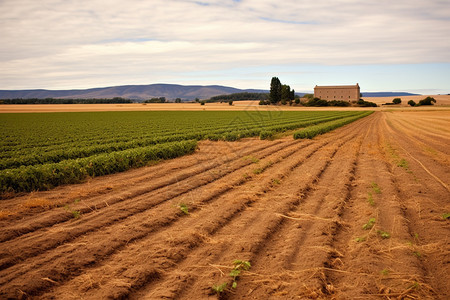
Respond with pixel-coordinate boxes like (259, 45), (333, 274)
(381, 269), (389, 276)
(253, 168), (263, 175)
(371, 182), (381, 194)
(442, 213), (450, 220)
(64, 204), (81, 219)
(408, 281), (420, 290)
(179, 203), (189, 215)
(211, 282), (227, 295)
(367, 192), (375, 206)
(413, 251), (422, 258)
(272, 178), (280, 185)
(243, 155), (259, 164)
(229, 260), (251, 289)
(363, 218), (376, 230)
(355, 236), (366, 242)
(377, 230), (391, 239)
(397, 158), (409, 169)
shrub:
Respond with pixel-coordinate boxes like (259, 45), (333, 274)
(392, 98), (402, 104)
(228, 100), (233, 106)
(259, 131), (274, 140)
(418, 96), (436, 106)
(357, 99), (377, 107)
(408, 100), (416, 106)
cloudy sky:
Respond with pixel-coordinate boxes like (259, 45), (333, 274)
(1, 0), (449, 93)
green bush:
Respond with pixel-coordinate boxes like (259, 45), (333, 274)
(392, 98), (402, 104)
(418, 97), (436, 106)
(408, 100), (416, 106)
(259, 131), (274, 140)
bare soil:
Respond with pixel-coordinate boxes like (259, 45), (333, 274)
(0, 110), (448, 299)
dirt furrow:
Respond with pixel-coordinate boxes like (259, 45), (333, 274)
(380, 112), (450, 298)
(0, 137), (323, 298)
(0, 140), (291, 248)
(0, 140), (281, 243)
(0, 139), (304, 273)
(324, 112), (439, 299)
(385, 113), (450, 157)
(122, 116), (374, 299)
(383, 114), (449, 191)
(37, 128), (363, 300)
(218, 115), (371, 299)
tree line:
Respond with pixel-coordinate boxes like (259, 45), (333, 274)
(208, 92), (269, 102)
(0, 97), (133, 104)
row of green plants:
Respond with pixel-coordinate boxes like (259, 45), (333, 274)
(0, 140), (197, 194)
(0, 111), (373, 195)
(0, 111), (360, 169)
(293, 111), (373, 139)
(1, 111), (347, 151)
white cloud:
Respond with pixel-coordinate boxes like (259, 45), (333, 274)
(0, 0), (449, 90)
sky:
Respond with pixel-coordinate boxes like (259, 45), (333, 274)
(1, 0), (449, 94)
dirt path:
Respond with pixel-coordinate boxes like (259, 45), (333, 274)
(0, 111), (448, 299)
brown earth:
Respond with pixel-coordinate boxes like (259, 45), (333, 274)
(0, 110), (448, 299)
(0, 95), (449, 113)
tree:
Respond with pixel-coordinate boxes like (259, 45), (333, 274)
(295, 98), (300, 105)
(175, 98), (182, 103)
(200, 100), (205, 105)
(228, 100), (233, 106)
(392, 98), (402, 104)
(195, 98), (200, 103)
(281, 84), (291, 103)
(408, 100), (416, 106)
(269, 77), (282, 104)
(418, 96), (436, 106)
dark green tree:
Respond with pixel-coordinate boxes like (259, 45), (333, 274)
(269, 77), (282, 104)
(175, 98), (182, 103)
(408, 100), (416, 106)
(392, 98), (401, 104)
(418, 97), (436, 106)
(281, 84), (291, 103)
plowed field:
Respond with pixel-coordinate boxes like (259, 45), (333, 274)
(0, 110), (449, 299)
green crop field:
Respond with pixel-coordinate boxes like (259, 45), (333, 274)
(0, 110), (372, 195)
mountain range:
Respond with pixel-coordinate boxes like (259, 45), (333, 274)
(0, 84), (419, 101)
(0, 84), (268, 101)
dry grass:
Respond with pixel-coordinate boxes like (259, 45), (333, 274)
(0, 209), (14, 219)
(21, 197), (54, 209)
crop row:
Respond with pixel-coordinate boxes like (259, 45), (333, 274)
(293, 111), (373, 139)
(0, 111), (351, 152)
(0, 111), (372, 196)
(0, 140), (197, 195)
(0, 112), (358, 169)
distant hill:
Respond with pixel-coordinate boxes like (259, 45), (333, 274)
(0, 84), (269, 101)
(0, 84), (420, 101)
(361, 92), (420, 97)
